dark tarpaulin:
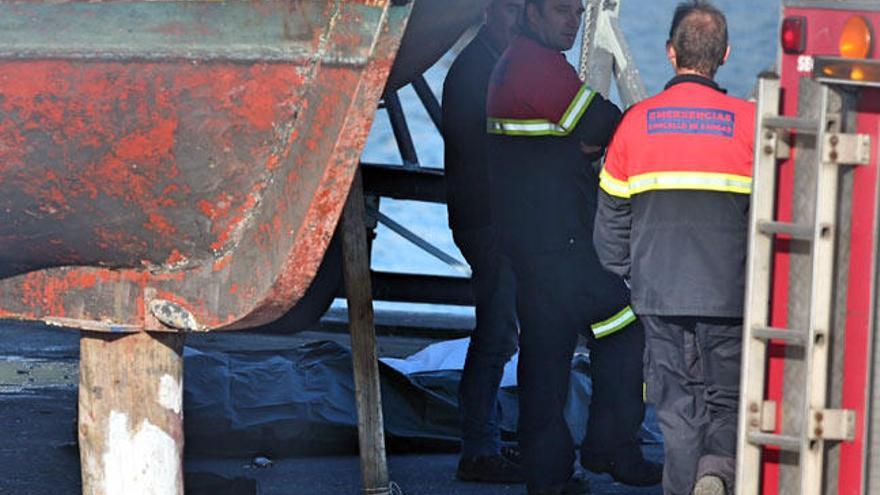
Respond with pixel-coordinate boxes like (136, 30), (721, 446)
(182, 340), (655, 458)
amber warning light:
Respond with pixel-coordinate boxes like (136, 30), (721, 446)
(839, 16), (873, 59)
(814, 57), (880, 88)
(781, 16), (806, 54)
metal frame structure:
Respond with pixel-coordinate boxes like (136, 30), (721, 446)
(359, 86), (473, 294)
(360, 0), (650, 310)
(579, 0), (647, 107)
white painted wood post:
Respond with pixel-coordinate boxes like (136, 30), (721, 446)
(78, 331), (185, 495)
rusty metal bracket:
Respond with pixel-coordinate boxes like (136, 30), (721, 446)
(808, 408), (856, 441)
(148, 299), (201, 332)
(761, 400), (778, 432)
(823, 133), (871, 165)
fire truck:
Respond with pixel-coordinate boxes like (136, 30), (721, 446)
(734, 1), (880, 494)
(582, 0), (880, 493)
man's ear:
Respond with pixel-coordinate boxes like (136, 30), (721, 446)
(666, 42), (677, 70)
(525, 3), (539, 30)
(721, 44), (731, 66)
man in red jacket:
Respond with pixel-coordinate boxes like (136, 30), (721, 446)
(487, 0), (661, 493)
(594, 2), (754, 494)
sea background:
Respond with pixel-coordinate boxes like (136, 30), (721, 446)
(352, 0), (780, 314)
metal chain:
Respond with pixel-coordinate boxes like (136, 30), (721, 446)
(578, 0), (602, 81)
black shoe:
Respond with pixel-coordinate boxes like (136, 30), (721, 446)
(529, 474), (591, 495)
(500, 445), (523, 466)
(456, 454), (525, 484)
(582, 456), (662, 487)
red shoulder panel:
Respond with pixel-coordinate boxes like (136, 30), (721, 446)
(487, 35), (583, 122)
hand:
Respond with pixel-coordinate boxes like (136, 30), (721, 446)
(580, 142), (602, 155)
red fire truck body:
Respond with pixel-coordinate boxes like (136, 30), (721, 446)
(765, 2), (880, 493)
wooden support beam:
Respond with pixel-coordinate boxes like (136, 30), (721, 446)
(341, 168), (392, 495)
(78, 330), (185, 495)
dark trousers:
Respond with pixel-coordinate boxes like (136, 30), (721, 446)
(511, 246), (645, 491)
(454, 226), (519, 458)
(641, 315), (742, 495)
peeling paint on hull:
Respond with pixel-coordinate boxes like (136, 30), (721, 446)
(0, 0), (414, 332)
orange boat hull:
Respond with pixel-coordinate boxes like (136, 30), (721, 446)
(0, 0), (414, 332)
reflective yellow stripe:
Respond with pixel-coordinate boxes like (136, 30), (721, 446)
(599, 170), (752, 198)
(628, 171), (752, 195)
(488, 119), (567, 136)
(487, 84), (596, 137)
(599, 168), (632, 199)
(559, 84), (595, 130)
(591, 305), (637, 339)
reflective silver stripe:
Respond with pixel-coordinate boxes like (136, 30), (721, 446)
(628, 172), (752, 195)
(488, 119), (566, 135)
(559, 84), (595, 131)
(601, 171), (754, 197)
(487, 85), (596, 137)
(591, 305), (637, 338)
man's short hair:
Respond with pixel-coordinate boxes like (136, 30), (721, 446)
(525, 0), (545, 11)
(668, 1), (728, 77)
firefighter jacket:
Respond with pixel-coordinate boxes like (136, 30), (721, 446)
(442, 28), (500, 231)
(486, 34), (621, 256)
(594, 75), (756, 317)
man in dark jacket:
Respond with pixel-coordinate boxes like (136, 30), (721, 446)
(442, 0), (524, 484)
(593, 2), (755, 495)
(487, 0), (661, 493)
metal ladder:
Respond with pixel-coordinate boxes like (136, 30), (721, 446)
(736, 75), (869, 495)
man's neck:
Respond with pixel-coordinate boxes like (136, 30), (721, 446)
(481, 25), (508, 54)
(675, 68), (714, 80)
(665, 72), (726, 93)
(477, 27), (504, 59)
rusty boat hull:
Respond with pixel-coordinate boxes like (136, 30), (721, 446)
(0, 0), (418, 333)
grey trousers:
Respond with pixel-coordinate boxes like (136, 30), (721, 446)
(641, 315), (742, 495)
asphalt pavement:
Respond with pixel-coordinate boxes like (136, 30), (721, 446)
(0, 319), (662, 495)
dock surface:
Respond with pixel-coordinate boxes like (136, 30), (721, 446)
(0, 316), (662, 495)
